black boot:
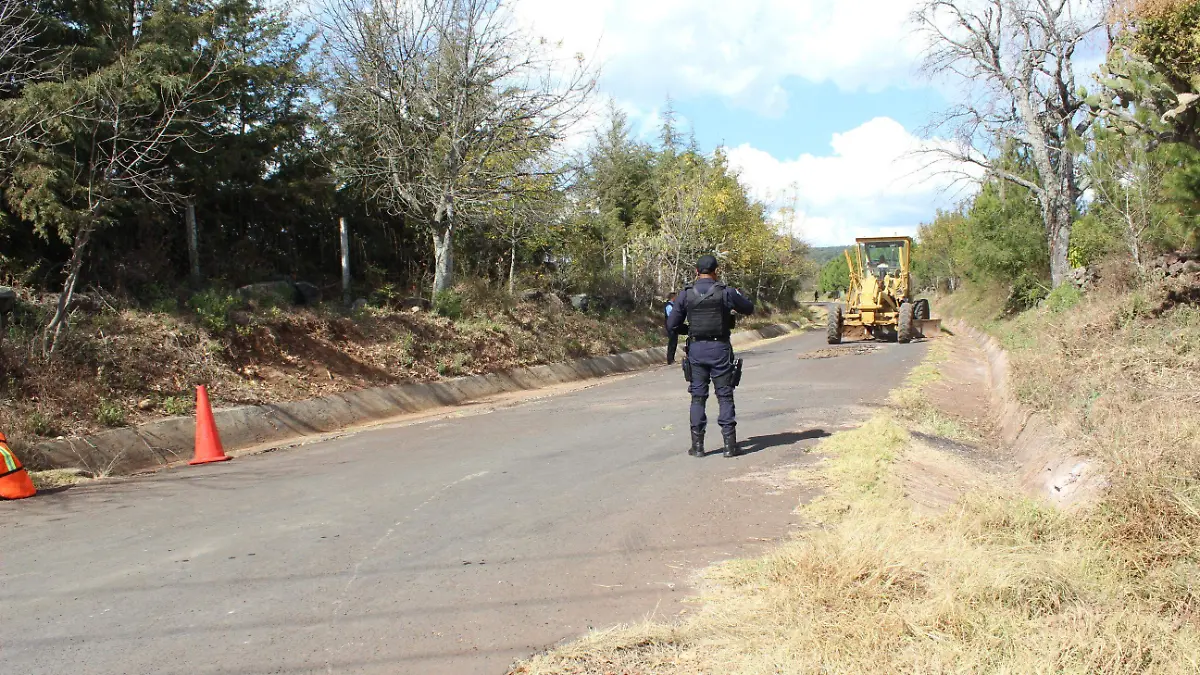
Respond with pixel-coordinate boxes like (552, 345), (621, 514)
(689, 429), (705, 457)
(722, 430), (739, 458)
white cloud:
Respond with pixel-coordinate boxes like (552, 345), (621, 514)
(514, 0), (930, 117)
(727, 117), (978, 246)
(508, 2), (984, 239)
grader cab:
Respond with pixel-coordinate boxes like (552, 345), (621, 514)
(827, 236), (938, 344)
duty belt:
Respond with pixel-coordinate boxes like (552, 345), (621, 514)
(690, 335), (729, 342)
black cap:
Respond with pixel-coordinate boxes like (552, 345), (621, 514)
(696, 255), (719, 274)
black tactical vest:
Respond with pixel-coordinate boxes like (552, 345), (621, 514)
(686, 282), (729, 339)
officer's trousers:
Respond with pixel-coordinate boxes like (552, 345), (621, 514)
(687, 340), (736, 434)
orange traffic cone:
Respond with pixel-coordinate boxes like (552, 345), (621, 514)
(190, 385), (231, 466)
(0, 432), (37, 500)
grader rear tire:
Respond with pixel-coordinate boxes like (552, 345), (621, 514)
(826, 305), (843, 344)
(898, 302), (916, 343)
(915, 298), (931, 321)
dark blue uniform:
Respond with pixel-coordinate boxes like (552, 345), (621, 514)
(666, 278), (754, 435)
(664, 297), (686, 364)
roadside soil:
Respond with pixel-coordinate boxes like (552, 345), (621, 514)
(894, 334), (1018, 515)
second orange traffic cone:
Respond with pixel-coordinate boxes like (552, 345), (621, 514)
(0, 431), (37, 500)
(190, 385), (231, 465)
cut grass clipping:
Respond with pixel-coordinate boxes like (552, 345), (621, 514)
(512, 343), (1200, 675)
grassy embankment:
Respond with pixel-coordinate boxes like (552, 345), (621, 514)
(0, 281), (812, 477)
(513, 278), (1200, 674)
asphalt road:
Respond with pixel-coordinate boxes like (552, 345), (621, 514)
(1, 329), (925, 675)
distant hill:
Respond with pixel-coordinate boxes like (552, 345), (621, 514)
(809, 245), (851, 266)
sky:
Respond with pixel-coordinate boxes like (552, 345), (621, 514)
(513, 0), (970, 247)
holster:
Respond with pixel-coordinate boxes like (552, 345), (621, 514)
(713, 357), (741, 390)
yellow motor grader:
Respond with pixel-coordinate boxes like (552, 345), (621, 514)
(827, 236), (938, 344)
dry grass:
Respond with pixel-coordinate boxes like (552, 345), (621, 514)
(990, 283), (1200, 618)
(512, 294), (1200, 674)
(28, 468), (93, 489)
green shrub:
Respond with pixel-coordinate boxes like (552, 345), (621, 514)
(141, 283), (180, 314)
(433, 289), (464, 320)
(1045, 283), (1083, 314)
(161, 395), (192, 416)
(150, 298), (179, 314)
(371, 282), (403, 306)
(188, 290), (241, 333)
(96, 399), (126, 427)
(1005, 273), (1049, 313)
(28, 412), (57, 436)
(1069, 214), (1123, 268)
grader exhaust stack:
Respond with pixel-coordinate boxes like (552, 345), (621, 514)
(827, 236), (940, 344)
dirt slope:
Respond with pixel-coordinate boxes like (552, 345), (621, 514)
(0, 288), (664, 453)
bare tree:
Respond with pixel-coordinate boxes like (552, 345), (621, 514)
(321, 0), (595, 297)
(915, 0), (1105, 287)
(656, 161), (713, 292)
(36, 50), (227, 355)
(0, 0), (42, 95)
(0, 0), (56, 152)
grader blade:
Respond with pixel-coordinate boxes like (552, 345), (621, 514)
(917, 318), (942, 338)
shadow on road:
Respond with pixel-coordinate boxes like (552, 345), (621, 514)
(30, 484), (75, 497)
(737, 429), (830, 455)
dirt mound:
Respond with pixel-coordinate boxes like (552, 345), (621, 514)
(798, 344), (880, 359)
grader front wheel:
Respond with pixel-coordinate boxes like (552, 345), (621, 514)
(898, 302), (916, 343)
(826, 305), (843, 345)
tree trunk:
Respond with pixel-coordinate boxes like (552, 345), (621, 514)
(508, 243), (517, 295)
(186, 202), (201, 288)
(756, 258), (766, 303)
(340, 216), (351, 306)
(432, 225), (454, 296)
(670, 244), (682, 292)
(1047, 199), (1073, 288)
(44, 226), (93, 357)
(1123, 192), (1144, 271)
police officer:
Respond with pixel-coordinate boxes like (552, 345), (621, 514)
(666, 255), (755, 458)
